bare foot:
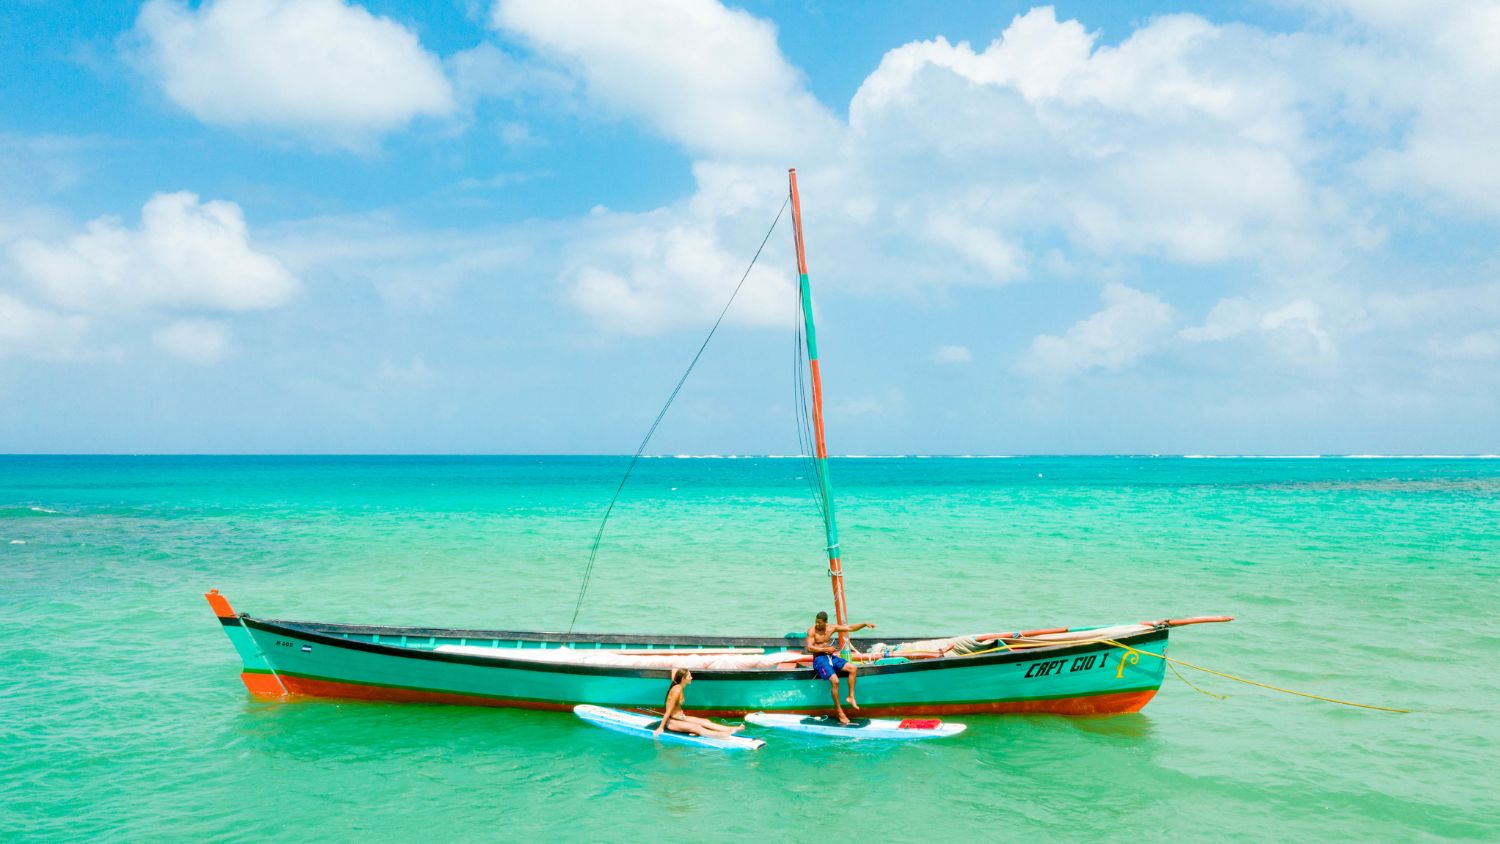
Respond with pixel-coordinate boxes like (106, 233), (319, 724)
(846, 695), (860, 710)
(838, 715), (851, 725)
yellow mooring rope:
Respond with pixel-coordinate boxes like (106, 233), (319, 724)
(1102, 640), (1411, 713)
(1166, 658), (1229, 700)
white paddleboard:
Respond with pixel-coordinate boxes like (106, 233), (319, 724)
(744, 712), (966, 740)
(573, 705), (765, 750)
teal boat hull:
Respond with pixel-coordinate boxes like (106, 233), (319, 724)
(209, 594), (1169, 717)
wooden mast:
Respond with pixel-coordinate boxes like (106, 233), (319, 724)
(788, 168), (849, 645)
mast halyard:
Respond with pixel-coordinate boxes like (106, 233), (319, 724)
(788, 168), (850, 646)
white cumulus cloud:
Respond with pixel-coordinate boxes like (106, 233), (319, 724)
(1326, 0), (1500, 215)
(846, 7), (1339, 267)
(1181, 296), (1338, 369)
(11, 191), (298, 314)
(130, 0), (455, 149)
(492, 0), (841, 159)
(932, 345), (973, 364)
(153, 319), (231, 364)
(524, 3), (1385, 334)
(566, 218), (793, 336)
(1014, 283), (1177, 378)
(0, 293), (89, 360)
(1425, 329), (1500, 361)
(1178, 297), (1260, 343)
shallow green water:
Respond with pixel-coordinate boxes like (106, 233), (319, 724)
(2, 456), (1497, 841)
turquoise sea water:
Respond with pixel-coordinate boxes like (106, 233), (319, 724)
(2, 455), (1498, 841)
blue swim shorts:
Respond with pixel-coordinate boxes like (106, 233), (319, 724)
(812, 654), (848, 680)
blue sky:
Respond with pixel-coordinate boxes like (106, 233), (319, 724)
(1, 0), (1497, 454)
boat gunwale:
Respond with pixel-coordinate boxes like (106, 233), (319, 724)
(239, 614), (1168, 682)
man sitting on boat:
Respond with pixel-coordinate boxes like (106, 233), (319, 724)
(652, 669), (745, 740)
(806, 611), (876, 724)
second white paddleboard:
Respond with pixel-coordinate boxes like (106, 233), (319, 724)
(744, 712), (966, 740)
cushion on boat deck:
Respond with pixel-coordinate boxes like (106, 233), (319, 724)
(433, 645), (804, 670)
(1018, 624), (1150, 644)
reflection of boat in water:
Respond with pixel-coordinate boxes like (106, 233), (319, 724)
(207, 169), (1231, 717)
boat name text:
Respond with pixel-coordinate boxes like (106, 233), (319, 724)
(1024, 653), (1111, 678)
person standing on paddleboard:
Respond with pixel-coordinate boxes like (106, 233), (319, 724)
(653, 669), (744, 740)
(806, 611), (876, 725)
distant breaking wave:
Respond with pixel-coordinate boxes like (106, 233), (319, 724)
(1342, 454), (1500, 459)
(1184, 454), (1323, 459)
(0, 505), (62, 519)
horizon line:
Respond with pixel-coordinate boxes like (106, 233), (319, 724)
(1, 453), (1497, 459)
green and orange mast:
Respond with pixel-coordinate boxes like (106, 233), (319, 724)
(789, 168), (850, 647)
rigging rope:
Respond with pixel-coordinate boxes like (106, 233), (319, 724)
(791, 280), (827, 522)
(566, 197), (789, 632)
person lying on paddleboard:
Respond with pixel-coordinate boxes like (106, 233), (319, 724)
(652, 669), (744, 740)
(806, 611), (876, 725)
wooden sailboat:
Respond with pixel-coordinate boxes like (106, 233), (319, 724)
(207, 169), (1230, 717)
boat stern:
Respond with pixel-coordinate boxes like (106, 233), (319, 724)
(205, 589), (285, 697)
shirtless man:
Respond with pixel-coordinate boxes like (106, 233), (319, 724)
(652, 669), (744, 740)
(805, 611), (876, 724)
